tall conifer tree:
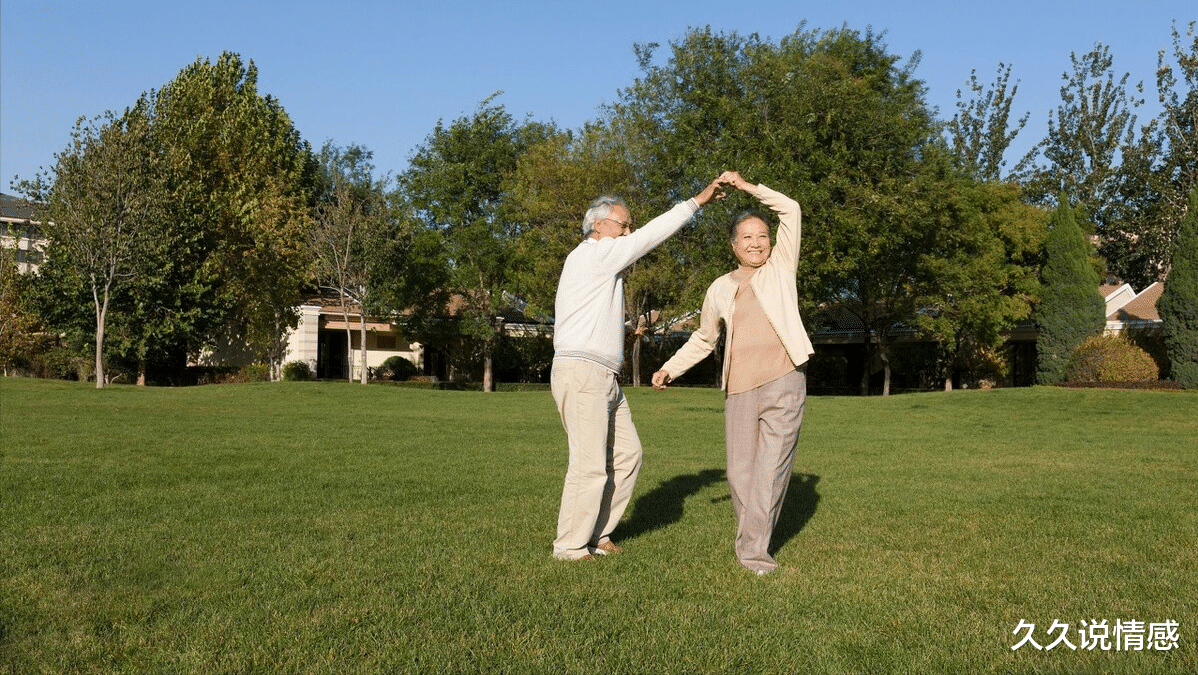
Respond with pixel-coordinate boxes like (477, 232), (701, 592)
(1036, 197), (1106, 383)
(1157, 187), (1198, 388)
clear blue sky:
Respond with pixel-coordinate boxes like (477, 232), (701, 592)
(2, 0), (1193, 192)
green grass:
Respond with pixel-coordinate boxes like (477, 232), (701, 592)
(1, 378), (1195, 675)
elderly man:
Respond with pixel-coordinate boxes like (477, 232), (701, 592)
(652, 172), (814, 575)
(551, 175), (728, 561)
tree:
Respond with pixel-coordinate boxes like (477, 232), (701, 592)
(1035, 196), (1106, 384)
(401, 96), (554, 391)
(0, 228), (41, 375)
(149, 52), (316, 380)
(947, 63), (1033, 182)
(30, 112), (165, 387)
(780, 26), (942, 395)
(1024, 44), (1144, 282)
(1157, 186), (1198, 388)
(914, 179), (1046, 389)
(1110, 20), (1198, 289)
(310, 143), (394, 384)
(1157, 21), (1198, 244)
(608, 30), (769, 386)
(603, 24), (959, 394)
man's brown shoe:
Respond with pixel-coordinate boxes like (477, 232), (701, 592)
(592, 541), (623, 555)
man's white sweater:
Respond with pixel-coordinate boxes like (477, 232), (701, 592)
(553, 199), (700, 372)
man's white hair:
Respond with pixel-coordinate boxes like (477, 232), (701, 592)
(581, 195), (628, 237)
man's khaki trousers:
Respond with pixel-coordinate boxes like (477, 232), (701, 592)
(551, 359), (643, 560)
(723, 367), (806, 572)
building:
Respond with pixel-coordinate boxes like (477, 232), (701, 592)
(0, 193), (47, 274)
(285, 299), (424, 381)
(1103, 281), (1165, 334)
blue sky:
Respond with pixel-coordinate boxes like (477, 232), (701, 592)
(2, 1), (1193, 192)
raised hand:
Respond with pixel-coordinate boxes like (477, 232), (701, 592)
(717, 171), (755, 193)
(695, 176), (730, 206)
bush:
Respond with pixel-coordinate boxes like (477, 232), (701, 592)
(1066, 334), (1159, 382)
(282, 361), (312, 381)
(24, 341), (90, 381)
(377, 356), (418, 382)
(241, 363), (272, 383)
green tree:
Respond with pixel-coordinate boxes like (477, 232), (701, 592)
(149, 52), (316, 379)
(1111, 21), (1198, 289)
(511, 119), (712, 386)
(310, 143), (392, 383)
(1035, 196), (1106, 384)
(606, 24), (959, 394)
(947, 63), (1033, 182)
(401, 95), (554, 391)
(1024, 43), (1144, 282)
(608, 30), (770, 386)
(1157, 186), (1198, 388)
(509, 128), (602, 319)
(781, 26), (941, 395)
(0, 228), (41, 375)
(28, 112), (165, 387)
(915, 179), (1046, 389)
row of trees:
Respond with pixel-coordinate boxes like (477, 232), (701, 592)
(4, 22), (1197, 391)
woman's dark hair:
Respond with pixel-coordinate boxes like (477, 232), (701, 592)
(728, 209), (772, 242)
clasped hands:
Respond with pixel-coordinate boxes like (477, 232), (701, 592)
(695, 170), (754, 206)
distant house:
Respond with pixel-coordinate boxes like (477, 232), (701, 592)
(0, 193), (47, 274)
(1100, 280), (1169, 376)
(285, 299), (424, 381)
(1103, 281), (1165, 334)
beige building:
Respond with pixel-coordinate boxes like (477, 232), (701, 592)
(284, 299), (424, 381)
(0, 193), (46, 274)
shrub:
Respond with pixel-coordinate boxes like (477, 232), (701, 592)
(282, 361), (312, 381)
(241, 363), (272, 383)
(1066, 334), (1160, 382)
(378, 355), (418, 381)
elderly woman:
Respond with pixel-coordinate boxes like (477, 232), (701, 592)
(652, 172), (814, 575)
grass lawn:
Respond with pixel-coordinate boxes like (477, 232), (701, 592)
(1, 377), (1195, 674)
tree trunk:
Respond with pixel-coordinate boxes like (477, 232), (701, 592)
(271, 310), (283, 382)
(631, 333), (643, 387)
(882, 349), (892, 396)
(93, 283), (108, 389)
(94, 321), (105, 389)
(483, 345), (494, 393)
(344, 324), (354, 381)
(359, 317), (369, 385)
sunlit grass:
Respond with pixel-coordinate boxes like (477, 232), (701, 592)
(1, 378), (1194, 674)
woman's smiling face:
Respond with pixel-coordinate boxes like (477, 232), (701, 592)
(730, 216), (771, 268)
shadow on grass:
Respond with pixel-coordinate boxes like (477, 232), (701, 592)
(613, 469), (821, 554)
(771, 472), (821, 556)
(613, 468), (727, 541)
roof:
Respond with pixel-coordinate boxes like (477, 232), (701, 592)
(1110, 281), (1164, 323)
(0, 193), (38, 222)
(1100, 283), (1136, 316)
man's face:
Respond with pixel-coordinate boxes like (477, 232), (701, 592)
(592, 204), (633, 239)
(730, 217), (771, 268)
